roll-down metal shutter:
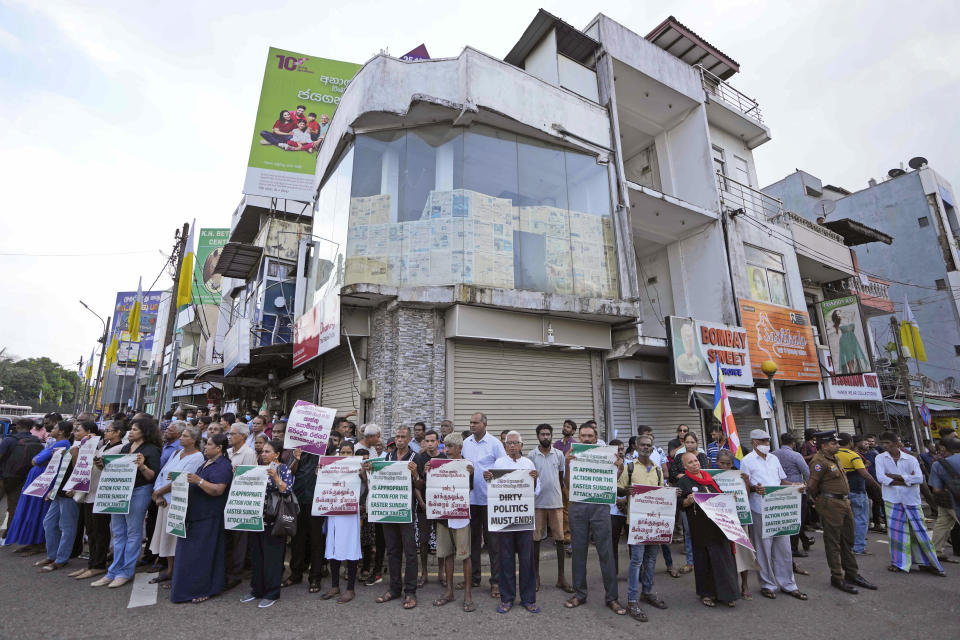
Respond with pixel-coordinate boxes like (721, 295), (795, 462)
(320, 340), (361, 415)
(788, 402), (843, 433)
(452, 341), (595, 447)
(613, 382), (702, 447)
(287, 381), (316, 406)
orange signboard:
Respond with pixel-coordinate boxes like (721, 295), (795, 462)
(738, 299), (820, 381)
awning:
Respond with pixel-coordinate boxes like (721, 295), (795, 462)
(940, 186), (954, 209)
(688, 386), (760, 416)
(821, 218), (893, 246)
(886, 398), (960, 417)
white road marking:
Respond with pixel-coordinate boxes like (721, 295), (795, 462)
(127, 572), (158, 608)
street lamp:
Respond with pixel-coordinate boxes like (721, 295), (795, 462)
(79, 300), (110, 414)
(761, 360), (781, 450)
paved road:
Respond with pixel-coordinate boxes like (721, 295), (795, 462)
(1, 528), (958, 640)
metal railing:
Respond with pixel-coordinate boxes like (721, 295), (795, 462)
(846, 276), (892, 301)
(697, 66), (763, 124)
(716, 171), (784, 220)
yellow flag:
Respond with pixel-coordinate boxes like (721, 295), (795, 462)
(900, 296), (927, 362)
(85, 347), (95, 381)
(105, 333), (119, 368)
(176, 221), (195, 309)
(128, 277), (143, 343)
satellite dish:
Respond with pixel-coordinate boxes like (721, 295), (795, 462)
(814, 199), (837, 218)
(908, 156), (928, 170)
(888, 168), (906, 178)
(273, 296), (286, 309)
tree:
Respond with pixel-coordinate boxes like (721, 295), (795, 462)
(0, 352), (80, 413)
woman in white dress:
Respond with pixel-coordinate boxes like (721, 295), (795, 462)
(321, 441), (363, 603)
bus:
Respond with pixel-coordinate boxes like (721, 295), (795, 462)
(0, 404), (32, 417)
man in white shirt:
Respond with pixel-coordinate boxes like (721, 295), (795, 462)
(528, 423), (572, 593)
(486, 430), (540, 613)
(875, 431), (945, 576)
(224, 421), (257, 590)
(462, 412), (506, 595)
(740, 429), (806, 600)
(226, 423), (258, 468)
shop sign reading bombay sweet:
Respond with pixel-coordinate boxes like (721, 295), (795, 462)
(738, 299), (819, 381)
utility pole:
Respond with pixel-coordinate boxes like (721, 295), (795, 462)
(91, 318), (110, 416)
(155, 223), (189, 419)
(890, 316), (922, 449)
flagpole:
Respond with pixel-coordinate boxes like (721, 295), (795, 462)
(891, 316), (922, 449)
(131, 341), (143, 412)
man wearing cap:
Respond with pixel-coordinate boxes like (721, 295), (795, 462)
(740, 429), (806, 600)
(808, 431), (878, 593)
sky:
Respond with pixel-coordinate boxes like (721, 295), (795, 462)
(1, 0), (958, 370)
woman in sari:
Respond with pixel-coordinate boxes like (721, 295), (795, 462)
(676, 451), (741, 608)
(170, 434), (232, 604)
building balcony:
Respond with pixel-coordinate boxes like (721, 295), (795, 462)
(628, 180), (718, 257)
(698, 66), (770, 148)
(831, 274), (895, 317)
(717, 171), (784, 221)
(785, 211), (856, 282)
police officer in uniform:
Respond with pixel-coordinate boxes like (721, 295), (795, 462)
(807, 431), (878, 594)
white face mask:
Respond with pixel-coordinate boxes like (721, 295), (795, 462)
(755, 444), (770, 455)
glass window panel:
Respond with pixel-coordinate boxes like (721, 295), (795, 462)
(767, 271), (788, 306)
(744, 244), (783, 271)
(566, 152), (611, 217)
(463, 126), (519, 204)
(516, 139), (568, 292)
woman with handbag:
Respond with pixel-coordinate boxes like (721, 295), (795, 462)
(241, 439), (293, 609)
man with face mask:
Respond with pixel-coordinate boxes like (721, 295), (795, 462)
(528, 423), (571, 593)
(740, 429), (806, 601)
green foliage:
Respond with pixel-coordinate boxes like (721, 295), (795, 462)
(0, 350), (80, 412)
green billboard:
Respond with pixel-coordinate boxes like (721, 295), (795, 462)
(243, 47), (361, 202)
(193, 228), (230, 305)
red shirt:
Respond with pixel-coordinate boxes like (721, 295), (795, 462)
(272, 118), (297, 133)
(306, 120), (320, 134)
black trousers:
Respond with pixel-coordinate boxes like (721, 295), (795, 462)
(383, 521), (417, 596)
(142, 500), (159, 560)
(610, 514), (627, 574)
(225, 530), (248, 583)
(288, 508), (325, 582)
(792, 493), (811, 551)
(81, 502), (111, 570)
(470, 504), (500, 586)
(250, 530), (286, 600)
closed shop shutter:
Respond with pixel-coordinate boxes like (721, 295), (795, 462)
(320, 340), (361, 416)
(787, 402), (843, 432)
(627, 383), (703, 448)
(610, 382), (632, 440)
(286, 380), (316, 407)
(452, 341), (595, 447)
(734, 414), (765, 447)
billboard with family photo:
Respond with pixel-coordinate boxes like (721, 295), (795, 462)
(243, 47), (361, 202)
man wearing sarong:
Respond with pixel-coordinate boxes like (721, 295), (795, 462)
(875, 431), (945, 576)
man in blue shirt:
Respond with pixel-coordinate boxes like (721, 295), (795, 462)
(706, 424), (738, 469)
(462, 412), (506, 595)
(159, 421), (185, 469)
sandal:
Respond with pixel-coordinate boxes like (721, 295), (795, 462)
(496, 601), (513, 614)
(741, 590), (753, 601)
(281, 577), (302, 588)
(606, 600), (627, 615)
(725, 600), (736, 608)
(462, 601), (476, 612)
(565, 596), (586, 608)
(191, 596), (209, 604)
(337, 590), (355, 604)
(678, 564), (694, 574)
(760, 589), (777, 599)
(556, 580), (574, 593)
(668, 567), (681, 578)
(148, 573), (171, 584)
(887, 565), (906, 573)
(376, 591), (398, 603)
(309, 581), (322, 594)
(782, 589), (808, 600)
(490, 585), (500, 599)
(161, 583), (172, 590)
(403, 595), (417, 609)
(524, 603), (541, 614)
(793, 565), (810, 576)
(641, 593), (667, 609)
(627, 602), (648, 622)
(700, 596), (716, 608)
(433, 595), (455, 607)
(320, 588), (340, 600)
(417, 576), (427, 588)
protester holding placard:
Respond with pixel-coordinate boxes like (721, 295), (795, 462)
(668, 433), (707, 575)
(171, 434), (232, 604)
(371, 425), (418, 609)
(90, 416), (161, 588)
(413, 430), (445, 588)
(563, 423), (626, 616)
(485, 430), (539, 614)
(319, 442), (363, 604)
(147, 425), (204, 586)
(241, 439), (293, 609)
(715, 449), (760, 600)
(283, 444), (325, 594)
(431, 432), (475, 612)
(676, 452), (740, 608)
(740, 429), (806, 601)
(462, 412), (506, 597)
(9, 420), (71, 556)
(224, 422), (258, 591)
(39, 420), (95, 572)
(0, 418), (43, 539)
(71, 422), (125, 580)
(616, 433), (670, 622)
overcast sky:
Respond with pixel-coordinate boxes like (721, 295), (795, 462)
(2, 0), (958, 370)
